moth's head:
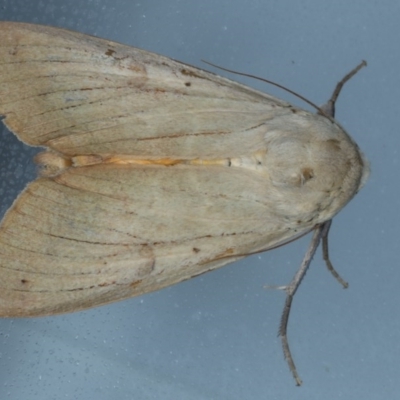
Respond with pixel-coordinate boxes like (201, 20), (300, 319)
(263, 114), (368, 223)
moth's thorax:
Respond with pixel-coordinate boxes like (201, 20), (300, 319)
(261, 115), (369, 224)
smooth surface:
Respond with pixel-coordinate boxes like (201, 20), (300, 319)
(0, 1), (395, 399)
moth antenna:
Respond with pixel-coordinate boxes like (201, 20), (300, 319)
(202, 60), (366, 122)
(202, 60), (324, 114)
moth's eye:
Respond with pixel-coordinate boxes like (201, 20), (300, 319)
(300, 167), (314, 184)
(287, 167), (314, 187)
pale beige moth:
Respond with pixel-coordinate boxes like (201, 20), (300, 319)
(0, 22), (369, 385)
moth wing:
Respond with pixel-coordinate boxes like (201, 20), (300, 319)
(0, 22), (291, 159)
(0, 22), (299, 316)
(0, 23), (317, 317)
(0, 162), (293, 316)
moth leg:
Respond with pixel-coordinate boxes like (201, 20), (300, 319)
(322, 220), (348, 288)
(278, 222), (327, 386)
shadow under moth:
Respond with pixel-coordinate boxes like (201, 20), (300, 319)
(0, 22), (369, 385)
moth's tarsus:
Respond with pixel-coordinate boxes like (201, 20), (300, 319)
(280, 300), (302, 385)
(322, 220), (349, 288)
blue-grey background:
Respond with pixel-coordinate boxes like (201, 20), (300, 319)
(0, 1), (395, 399)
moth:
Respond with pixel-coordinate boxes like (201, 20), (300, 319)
(0, 22), (369, 385)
